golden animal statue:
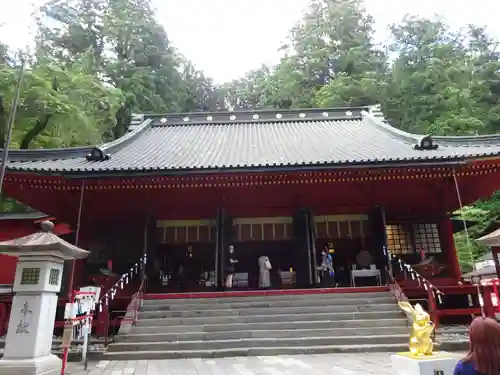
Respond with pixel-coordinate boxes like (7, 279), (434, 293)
(398, 301), (435, 356)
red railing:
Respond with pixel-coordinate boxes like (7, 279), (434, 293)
(387, 257), (499, 328)
(0, 257), (145, 343)
(386, 268), (409, 304)
(94, 258), (144, 343)
(480, 279), (499, 318)
(391, 254), (444, 303)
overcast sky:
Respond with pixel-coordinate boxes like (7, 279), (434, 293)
(2, 0), (500, 83)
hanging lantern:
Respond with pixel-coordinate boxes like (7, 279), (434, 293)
(120, 279), (124, 289)
(417, 277), (421, 286)
(98, 303), (102, 312)
(424, 282), (428, 291)
(410, 271), (415, 280)
(437, 294), (443, 304)
(105, 294), (109, 306)
(125, 276), (129, 285)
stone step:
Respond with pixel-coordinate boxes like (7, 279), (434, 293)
(135, 310), (403, 327)
(117, 326), (409, 343)
(107, 334), (408, 353)
(131, 317), (408, 334)
(102, 343), (408, 360)
(142, 291), (390, 305)
(139, 303), (399, 319)
(141, 296), (396, 311)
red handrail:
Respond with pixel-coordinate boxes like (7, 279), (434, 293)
(391, 254), (444, 303)
(386, 268), (409, 304)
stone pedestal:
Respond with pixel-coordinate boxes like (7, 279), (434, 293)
(391, 352), (458, 375)
(0, 221), (88, 375)
(0, 355), (62, 375)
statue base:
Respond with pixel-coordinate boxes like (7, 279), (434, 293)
(391, 352), (457, 375)
(0, 354), (62, 375)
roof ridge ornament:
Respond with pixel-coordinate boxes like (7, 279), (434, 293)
(414, 135), (439, 151)
(86, 146), (111, 162)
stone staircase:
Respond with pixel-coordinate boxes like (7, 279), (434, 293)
(103, 289), (409, 359)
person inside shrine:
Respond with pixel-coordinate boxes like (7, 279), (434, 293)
(319, 244), (336, 287)
(258, 255), (272, 289)
(225, 245), (238, 288)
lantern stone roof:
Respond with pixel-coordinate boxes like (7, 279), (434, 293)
(3, 105), (500, 176)
(0, 221), (88, 259)
(0, 211), (48, 220)
(477, 228), (500, 247)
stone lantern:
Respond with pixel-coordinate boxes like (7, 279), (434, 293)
(0, 220), (89, 375)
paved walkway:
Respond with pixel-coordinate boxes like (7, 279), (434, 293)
(68, 353), (462, 375)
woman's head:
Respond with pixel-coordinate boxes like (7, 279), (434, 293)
(464, 317), (500, 375)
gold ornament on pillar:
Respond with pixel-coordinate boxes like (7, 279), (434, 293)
(398, 302), (435, 356)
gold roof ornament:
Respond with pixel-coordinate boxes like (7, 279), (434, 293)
(398, 301), (435, 357)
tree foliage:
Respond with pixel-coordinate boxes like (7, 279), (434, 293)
(1, 0), (500, 267)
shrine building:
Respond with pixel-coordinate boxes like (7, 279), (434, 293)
(2, 105), (500, 293)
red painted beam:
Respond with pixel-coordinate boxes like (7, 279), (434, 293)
(437, 308), (482, 317)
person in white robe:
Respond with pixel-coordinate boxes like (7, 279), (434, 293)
(258, 256), (272, 289)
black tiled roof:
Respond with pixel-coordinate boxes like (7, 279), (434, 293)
(4, 106), (500, 176)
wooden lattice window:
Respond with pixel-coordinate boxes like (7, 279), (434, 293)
(413, 223), (442, 254)
(49, 269), (60, 286)
(386, 224), (414, 255)
(158, 220), (215, 244)
(20, 268), (40, 285)
(314, 215), (369, 239)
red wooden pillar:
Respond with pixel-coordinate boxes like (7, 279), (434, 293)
(427, 286), (439, 329)
(96, 302), (110, 339)
(0, 302), (10, 337)
(440, 219), (462, 280)
(492, 246), (500, 279)
(482, 284), (496, 318)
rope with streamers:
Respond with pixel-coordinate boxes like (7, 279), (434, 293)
(388, 253), (444, 304)
(97, 257), (144, 313)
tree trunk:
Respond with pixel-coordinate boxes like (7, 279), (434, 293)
(20, 115), (52, 149)
(0, 97), (6, 148)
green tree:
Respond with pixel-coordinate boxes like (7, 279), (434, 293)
(0, 57), (122, 149)
(222, 0), (387, 110)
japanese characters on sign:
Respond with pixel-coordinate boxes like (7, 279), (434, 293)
(16, 301), (32, 334)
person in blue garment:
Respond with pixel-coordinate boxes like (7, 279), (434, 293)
(320, 246), (336, 286)
(453, 317), (500, 375)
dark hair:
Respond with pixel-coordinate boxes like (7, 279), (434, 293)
(463, 317), (500, 375)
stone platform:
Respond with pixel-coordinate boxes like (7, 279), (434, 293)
(68, 353), (462, 375)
